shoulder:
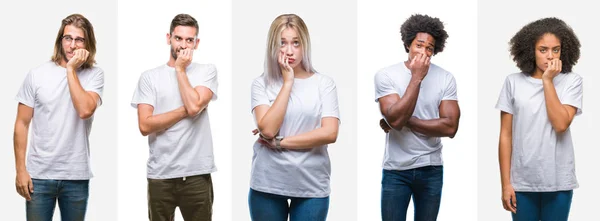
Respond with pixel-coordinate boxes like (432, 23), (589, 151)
(189, 63), (217, 73)
(314, 73), (336, 87)
(428, 63), (453, 78)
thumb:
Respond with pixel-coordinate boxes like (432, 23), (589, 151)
(28, 179), (34, 193)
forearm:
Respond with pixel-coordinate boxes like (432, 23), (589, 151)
(66, 69), (97, 119)
(385, 78), (422, 130)
(543, 79), (572, 132)
(407, 117), (458, 138)
(257, 82), (293, 139)
(499, 137), (512, 188)
(139, 106), (187, 136)
(13, 123), (29, 173)
(176, 71), (208, 116)
(280, 127), (338, 150)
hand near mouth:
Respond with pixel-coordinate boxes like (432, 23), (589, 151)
(278, 51), (294, 84)
(66, 49), (89, 71)
(175, 48), (193, 73)
(407, 53), (430, 81)
(542, 58), (562, 81)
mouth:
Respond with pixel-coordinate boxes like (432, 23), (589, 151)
(288, 58), (296, 63)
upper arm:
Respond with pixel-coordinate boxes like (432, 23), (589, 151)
(15, 103), (34, 126)
(499, 111), (513, 140)
(378, 94), (400, 118)
(137, 103), (154, 123)
(563, 104), (577, 125)
(252, 104), (270, 127)
(321, 117), (339, 133)
(194, 85), (214, 105)
(439, 100), (460, 122)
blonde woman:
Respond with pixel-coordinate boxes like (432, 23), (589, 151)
(249, 14), (340, 221)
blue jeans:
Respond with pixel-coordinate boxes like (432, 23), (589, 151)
(381, 166), (443, 221)
(26, 179), (89, 221)
(511, 191), (573, 221)
(248, 189), (329, 221)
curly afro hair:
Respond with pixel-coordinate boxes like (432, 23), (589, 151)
(400, 14), (448, 55)
(509, 17), (580, 75)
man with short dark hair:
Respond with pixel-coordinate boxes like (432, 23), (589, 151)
(131, 13), (218, 220)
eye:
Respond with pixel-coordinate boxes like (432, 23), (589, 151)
(540, 49), (547, 53)
(280, 41), (286, 46)
(75, 38), (85, 44)
(427, 47), (434, 52)
(186, 39), (194, 43)
(293, 41), (300, 47)
(416, 44), (422, 48)
(553, 48), (560, 53)
(63, 36), (73, 41)
(175, 37), (182, 41)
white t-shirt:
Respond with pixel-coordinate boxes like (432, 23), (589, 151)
(374, 62), (457, 170)
(496, 72), (582, 192)
(15, 61), (104, 180)
(250, 73), (340, 198)
(131, 63), (218, 179)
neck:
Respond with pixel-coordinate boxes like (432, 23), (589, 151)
(167, 56), (176, 67)
(531, 69), (543, 79)
(294, 67), (312, 79)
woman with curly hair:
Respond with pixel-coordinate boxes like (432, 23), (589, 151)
(248, 14), (340, 221)
(497, 17), (582, 220)
(375, 14), (460, 221)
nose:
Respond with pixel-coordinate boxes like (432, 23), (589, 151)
(546, 51), (554, 60)
(69, 40), (77, 49)
(285, 45), (293, 56)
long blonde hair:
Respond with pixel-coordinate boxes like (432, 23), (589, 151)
(264, 14), (316, 85)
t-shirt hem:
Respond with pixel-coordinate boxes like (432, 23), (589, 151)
(383, 162), (443, 171)
(30, 174), (93, 180)
(513, 184), (579, 192)
(250, 185), (330, 198)
(147, 168), (217, 179)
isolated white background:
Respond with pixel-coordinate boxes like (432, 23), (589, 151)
(477, 0), (599, 220)
(357, 0), (478, 220)
(232, 0), (358, 220)
(0, 0), (118, 220)
(117, 0), (232, 220)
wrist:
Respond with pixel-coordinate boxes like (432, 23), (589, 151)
(275, 136), (285, 149)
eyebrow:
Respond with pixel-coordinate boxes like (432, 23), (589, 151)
(417, 39), (435, 47)
(63, 35), (85, 39)
(281, 37), (300, 40)
(538, 46), (561, 49)
(174, 35), (196, 40)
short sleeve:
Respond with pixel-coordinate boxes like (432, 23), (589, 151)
(251, 77), (270, 112)
(561, 74), (583, 115)
(15, 71), (35, 108)
(320, 76), (340, 121)
(131, 72), (156, 108)
(495, 76), (514, 114)
(442, 74), (458, 101)
(374, 70), (398, 102)
(194, 64), (218, 101)
(84, 68), (105, 105)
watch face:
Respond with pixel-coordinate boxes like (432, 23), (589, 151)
(276, 136), (284, 140)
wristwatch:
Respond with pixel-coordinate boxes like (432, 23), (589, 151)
(275, 136), (284, 150)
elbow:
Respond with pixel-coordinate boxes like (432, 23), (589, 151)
(388, 118), (407, 131)
(447, 126), (458, 138)
(554, 125), (568, 134)
(259, 130), (276, 140)
(327, 130), (338, 144)
(186, 104), (201, 117)
(78, 109), (94, 120)
(139, 124), (150, 136)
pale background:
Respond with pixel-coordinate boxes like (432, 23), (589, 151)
(232, 0), (358, 220)
(357, 0), (478, 220)
(477, 0), (599, 220)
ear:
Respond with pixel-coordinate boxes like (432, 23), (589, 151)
(166, 33), (171, 45)
(194, 38), (200, 50)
